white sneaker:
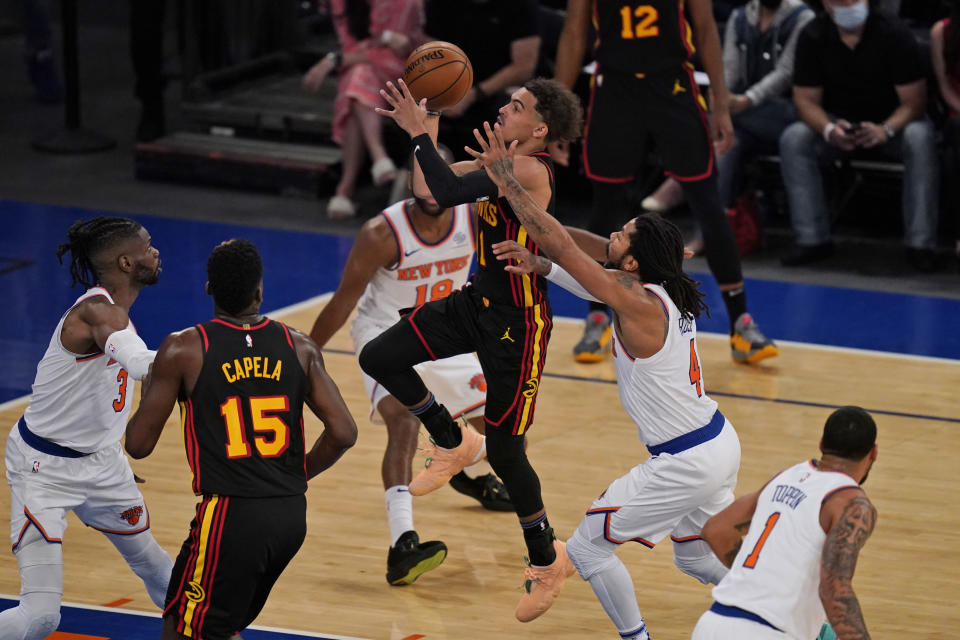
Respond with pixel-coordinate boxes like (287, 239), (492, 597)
(327, 195), (356, 219)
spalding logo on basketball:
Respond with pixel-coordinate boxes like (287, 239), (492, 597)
(402, 41), (474, 111)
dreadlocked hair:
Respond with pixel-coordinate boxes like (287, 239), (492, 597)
(626, 213), (709, 321)
(207, 239), (263, 315)
(56, 217), (143, 288)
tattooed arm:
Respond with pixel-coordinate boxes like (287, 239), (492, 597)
(819, 490), (876, 640)
(701, 489), (762, 568)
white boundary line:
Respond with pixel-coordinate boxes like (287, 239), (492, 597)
(0, 593), (374, 640)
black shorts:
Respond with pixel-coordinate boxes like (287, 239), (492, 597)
(405, 286), (552, 436)
(583, 65), (714, 183)
(163, 494), (306, 639)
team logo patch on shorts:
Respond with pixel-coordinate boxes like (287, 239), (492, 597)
(185, 580), (206, 603)
(523, 377), (539, 398)
(469, 374), (487, 392)
(120, 505), (144, 525)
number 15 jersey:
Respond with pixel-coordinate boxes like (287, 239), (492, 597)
(594, 0), (696, 76)
(182, 318), (307, 498)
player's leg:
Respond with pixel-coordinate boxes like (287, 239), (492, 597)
(651, 68), (777, 363)
(0, 527), (63, 640)
(377, 394), (448, 586)
(74, 447), (173, 608)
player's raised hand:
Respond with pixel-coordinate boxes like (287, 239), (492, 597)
(375, 79), (429, 137)
(465, 121), (518, 188)
(492, 240), (552, 276)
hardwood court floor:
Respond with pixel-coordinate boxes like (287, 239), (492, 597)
(2, 298), (958, 639)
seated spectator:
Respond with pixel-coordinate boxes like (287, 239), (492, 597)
(779, 0), (939, 271)
(302, 0), (423, 219)
(424, 0), (540, 159)
(930, 8), (960, 271)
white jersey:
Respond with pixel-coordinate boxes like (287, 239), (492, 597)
(354, 199), (474, 330)
(611, 284), (718, 447)
(712, 460), (861, 639)
(22, 287), (135, 453)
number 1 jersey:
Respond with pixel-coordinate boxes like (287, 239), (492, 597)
(181, 318), (307, 497)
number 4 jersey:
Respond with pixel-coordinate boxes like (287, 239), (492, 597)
(711, 460), (861, 640)
(182, 318), (308, 497)
(355, 199), (475, 329)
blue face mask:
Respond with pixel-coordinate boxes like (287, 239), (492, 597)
(831, 1), (869, 30)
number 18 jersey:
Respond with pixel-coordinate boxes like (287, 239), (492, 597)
(182, 318), (307, 497)
(711, 461), (861, 639)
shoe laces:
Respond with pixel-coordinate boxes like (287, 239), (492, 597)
(734, 314), (769, 345)
(581, 314), (610, 341)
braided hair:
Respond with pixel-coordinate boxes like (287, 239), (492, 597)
(207, 239), (263, 315)
(56, 217), (144, 288)
(625, 213), (709, 321)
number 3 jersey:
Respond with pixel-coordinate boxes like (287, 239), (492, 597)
(711, 460), (861, 640)
(23, 287), (137, 453)
(182, 318), (308, 498)
(354, 199), (474, 329)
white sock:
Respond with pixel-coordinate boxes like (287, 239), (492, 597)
(587, 556), (649, 639)
(464, 459), (492, 479)
(471, 436), (486, 463)
(106, 531), (174, 609)
(385, 485), (414, 546)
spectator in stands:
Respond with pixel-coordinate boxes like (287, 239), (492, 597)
(779, 0), (939, 271)
(424, 0), (540, 159)
(930, 5), (960, 271)
(302, 0), (423, 219)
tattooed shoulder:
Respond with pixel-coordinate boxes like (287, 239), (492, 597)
(616, 273), (635, 290)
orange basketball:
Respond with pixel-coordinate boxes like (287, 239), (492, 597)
(402, 41), (473, 111)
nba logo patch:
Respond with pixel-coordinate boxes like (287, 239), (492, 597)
(453, 231), (467, 245)
(32, 461), (40, 473)
(245, 334), (253, 348)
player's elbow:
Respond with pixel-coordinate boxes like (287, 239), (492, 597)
(124, 436), (151, 459)
(333, 416), (359, 450)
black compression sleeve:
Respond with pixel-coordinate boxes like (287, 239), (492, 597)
(411, 133), (499, 207)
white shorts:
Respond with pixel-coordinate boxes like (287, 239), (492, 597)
(352, 319), (486, 424)
(578, 420), (740, 548)
(5, 423), (151, 549)
(692, 610), (788, 640)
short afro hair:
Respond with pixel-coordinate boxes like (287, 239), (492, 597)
(524, 77), (584, 144)
(821, 406), (877, 461)
(206, 239), (263, 315)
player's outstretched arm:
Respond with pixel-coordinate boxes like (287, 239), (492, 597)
(309, 217), (397, 348)
(291, 330), (358, 479)
(125, 330), (194, 458)
(819, 490), (876, 640)
(700, 489), (761, 568)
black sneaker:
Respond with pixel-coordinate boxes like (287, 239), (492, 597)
(386, 530), (447, 586)
(449, 472), (514, 512)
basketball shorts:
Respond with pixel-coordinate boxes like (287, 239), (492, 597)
(164, 494), (307, 639)
(351, 318), (486, 424)
(5, 421), (151, 549)
(399, 286), (552, 436)
(575, 420), (740, 549)
(583, 66), (714, 183)
(692, 610), (788, 640)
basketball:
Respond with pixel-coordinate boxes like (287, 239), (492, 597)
(402, 41), (473, 111)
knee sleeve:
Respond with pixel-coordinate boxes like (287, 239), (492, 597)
(484, 430), (542, 517)
(106, 531), (173, 609)
(566, 521), (620, 580)
(0, 527), (63, 640)
(672, 539), (727, 585)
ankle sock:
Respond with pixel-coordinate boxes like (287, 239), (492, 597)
(521, 517), (556, 566)
(410, 395), (461, 448)
(385, 486), (414, 546)
(721, 287), (747, 334)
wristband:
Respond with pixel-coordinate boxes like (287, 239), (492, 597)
(822, 122), (836, 142)
(882, 123), (895, 139)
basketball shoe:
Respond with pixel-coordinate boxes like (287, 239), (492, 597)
(449, 471), (513, 511)
(515, 540), (577, 622)
(730, 313), (778, 364)
(573, 311), (612, 363)
(409, 423), (484, 496)
(386, 530), (447, 586)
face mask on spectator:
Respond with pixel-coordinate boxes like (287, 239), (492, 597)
(759, 0), (781, 9)
(830, 1), (869, 31)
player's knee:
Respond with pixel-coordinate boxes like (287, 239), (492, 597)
(24, 611), (61, 640)
(358, 339), (389, 379)
(14, 591), (63, 640)
(673, 542), (727, 585)
(566, 529), (617, 580)
(483, 429), (524, 467)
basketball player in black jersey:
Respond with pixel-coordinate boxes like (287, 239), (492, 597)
(364, 77), (583, 620)
(125, 239), (357, 640)
(555, 0), (779, 365)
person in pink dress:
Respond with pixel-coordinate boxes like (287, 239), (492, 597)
(303, 0), (424, 218)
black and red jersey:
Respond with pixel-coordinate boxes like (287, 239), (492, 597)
(593, 0), (696, 76)
(180, 318), (307, 498)
(471, 151), (555, 308)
